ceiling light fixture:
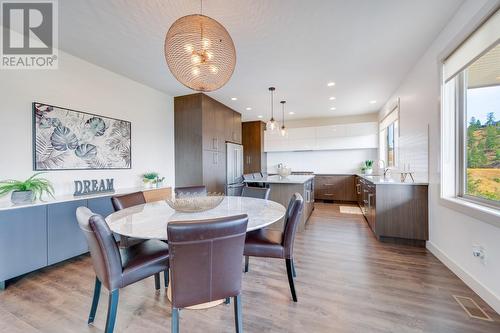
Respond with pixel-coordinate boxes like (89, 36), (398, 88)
(266, 87), (277, 131)
(289, 111), (295, 115)
(164, 0), (236, 92)
(257, 115), (263, 118)
(280, 100), (287, 137)
(370, 100), (377, 104)
(327, 82), (335, 87)
(245, 107), (252, 111)
(231, 97), (238, 101)
(329, 96), (336, 100)
(330, 107), (336, 110)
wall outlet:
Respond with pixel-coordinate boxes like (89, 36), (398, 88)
(472, 245), (486, 264)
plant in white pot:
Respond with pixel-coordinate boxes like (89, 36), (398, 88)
(0, 172), (55, 204)
(142, 172), (165, 189)
(361, 160), (374, 175)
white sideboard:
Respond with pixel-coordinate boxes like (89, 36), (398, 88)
(264, 122), (378, 152)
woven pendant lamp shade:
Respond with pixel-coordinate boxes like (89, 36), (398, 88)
(164, 14), (236, 92)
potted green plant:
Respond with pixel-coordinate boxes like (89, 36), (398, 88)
(142, 172), (165, 189)
(0, 172), (55, 204)
(362, 160), (374, 175)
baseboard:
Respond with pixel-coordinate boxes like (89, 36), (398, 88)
(427, 241), (500, 314)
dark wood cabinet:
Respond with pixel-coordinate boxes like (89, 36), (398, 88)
(357, 176), (428, 246)
(175, 93), (242, 193)
(314, 175), (357, 201)
(242, 121), (267, 173)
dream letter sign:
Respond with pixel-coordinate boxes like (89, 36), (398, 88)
(74, 178), (115, 196)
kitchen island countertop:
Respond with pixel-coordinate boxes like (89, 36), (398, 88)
(244, 175), (315, 184)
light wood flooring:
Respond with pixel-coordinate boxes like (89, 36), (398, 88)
(0, 203), (499, 333)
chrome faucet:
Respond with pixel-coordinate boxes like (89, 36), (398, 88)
(378, 160), (390, 178)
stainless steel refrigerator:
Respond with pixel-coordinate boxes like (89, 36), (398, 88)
(226, 142), (244, 196)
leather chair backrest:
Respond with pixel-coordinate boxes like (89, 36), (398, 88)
(174, 186), (207, 198)
(242, 173), (254, 181)
(167, 215), (248, 309)
(241, 186), (270, 200)
(111, 191), (146, 211)
(76, 207), (123, 291)
(282, 193), (304, 259)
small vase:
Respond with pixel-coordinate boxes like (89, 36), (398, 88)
(365, 168), (373, 175)
(11, 190), (34, 204)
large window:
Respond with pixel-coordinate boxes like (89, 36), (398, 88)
(442, 8), (500, 209)
(459, 44), (500, 205)
(379, 104), (399, 168)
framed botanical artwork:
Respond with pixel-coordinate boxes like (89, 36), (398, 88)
(33, 102), (132, 170)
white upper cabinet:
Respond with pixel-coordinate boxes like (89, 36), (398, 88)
(264, 122), (378, 152)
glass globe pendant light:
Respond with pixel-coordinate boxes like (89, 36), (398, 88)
(267, 87), (277, 131)
(164, 0), (236, 92)
(280, 100), (287, 136)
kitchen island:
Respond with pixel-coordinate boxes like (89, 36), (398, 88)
(244, 175), (314, 231)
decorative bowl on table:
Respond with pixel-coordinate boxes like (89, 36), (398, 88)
(165, 193), (224, 212)
(277, 167), (292, 178)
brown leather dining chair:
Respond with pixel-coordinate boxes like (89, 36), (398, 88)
(76, 207), (169, 333)
(241, 186), (270, 200)
(111, 191), (169, 289)
(243, 193), (304, 302)
(174, 185), (207, 198)
(167, 215), (249, 333)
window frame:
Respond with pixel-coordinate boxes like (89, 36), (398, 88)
(455, 62), (500, 209)
(379, 102), (399, 169)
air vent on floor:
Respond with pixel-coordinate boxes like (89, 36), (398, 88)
(453, 295), (493, 321)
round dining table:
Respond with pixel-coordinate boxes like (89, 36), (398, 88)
(105, 196), (286, 309)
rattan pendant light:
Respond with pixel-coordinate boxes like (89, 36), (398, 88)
(164, 1), (236, 92)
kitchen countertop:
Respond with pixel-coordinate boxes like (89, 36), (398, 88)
(356, 174), (428, 185)
(244, 175), (315, 184)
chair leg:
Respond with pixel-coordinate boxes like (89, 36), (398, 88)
(105, 289), (119, 333)
(164, 270), (169, 288)
(234, 295), (243, 333)
(154, 273), (160, 290)
(285, 259), (297, 302)
(88, 277), (102, 324)
(171, 308), (180, 333)
(244, 256), (249, 273)
(291, 259), (297, 278)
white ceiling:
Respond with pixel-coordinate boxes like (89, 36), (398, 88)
(58, 0), (464, 121)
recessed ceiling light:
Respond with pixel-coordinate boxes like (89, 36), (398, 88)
(231, 97), (238, 101)
(370, 100), (377, 104)
(288, 112), (295, 115)
(257, 115), (263, 118)
(329, 96), (336, 100)
(330, 107), (336, 110)
(327, 82), (335, 87)
(245, 107), (252, 111)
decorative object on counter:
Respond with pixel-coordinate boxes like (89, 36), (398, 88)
(280, 100), (287, 137)
(277, 165), (292, 178)
(0, 172), (54, 204)
(165, 193), (224, 212)
(142, 172), (165, 189)
(164, 0), (236, 92)
(33, 102), (131, 170)
(266, 87), (278, 131)
(400, 163), (415, 183)
(361, 160), (374, 175)
(73, 178), (115, 196)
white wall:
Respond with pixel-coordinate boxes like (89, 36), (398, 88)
(267, 149), (377, 174)
(266, 113), (378, 174)
(379, 0), (500, 313)
(0, 49), (174, 198)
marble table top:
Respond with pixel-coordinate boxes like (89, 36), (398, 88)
(106, 196), (286, 240)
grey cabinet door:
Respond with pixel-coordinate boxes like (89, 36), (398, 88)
(0, 206), (47, 281)
(87, 196), (114, 218)
(47, 200), (88, 265)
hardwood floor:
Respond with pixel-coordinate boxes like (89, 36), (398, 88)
(0, 203), (498, 332)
